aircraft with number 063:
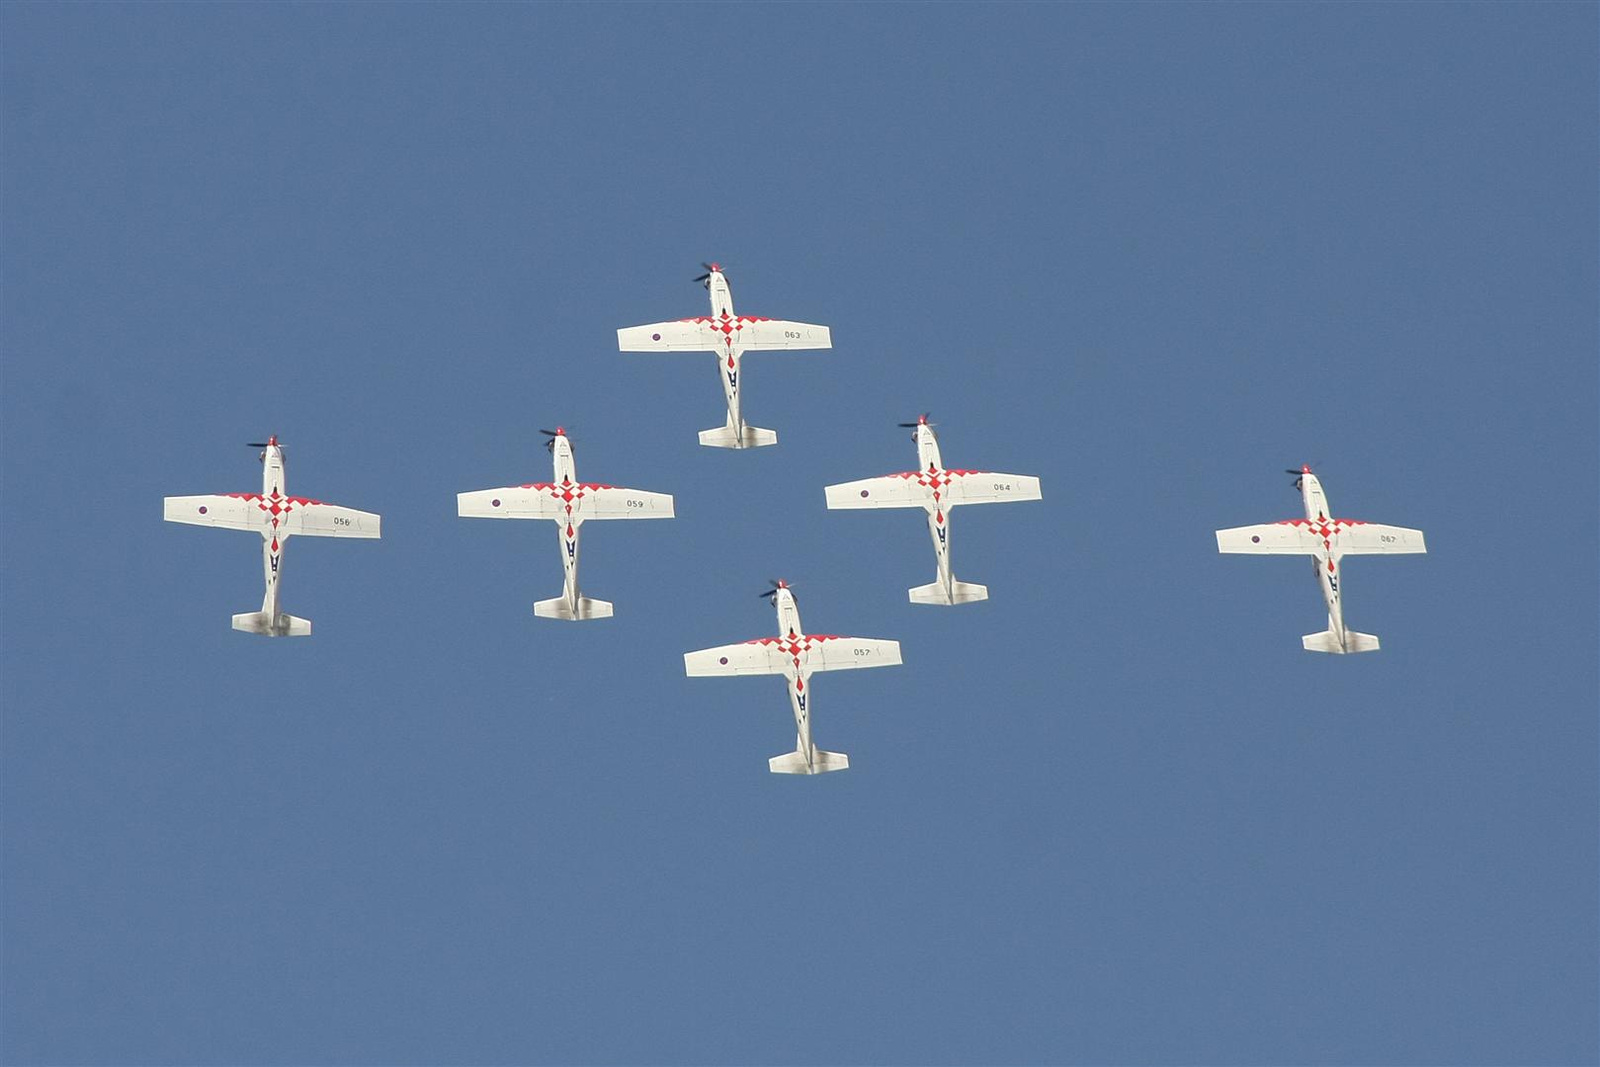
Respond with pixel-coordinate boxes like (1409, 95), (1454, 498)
(162, 436), (381, 636)
(824, 415), (1042, 604)
(617, 263), (832, 449)
(1215, 466), (1427, 653)
(684, 581), (902, 775)
(457, 428), (674, 620)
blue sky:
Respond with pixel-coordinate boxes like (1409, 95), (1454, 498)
(3, 3), (1595, 1064)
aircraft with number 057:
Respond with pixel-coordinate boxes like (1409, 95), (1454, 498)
(824, 415), (1042, 604)
(617, 263), (831, 449)
(163, 436), (381, 636)
(457, 428), (674, 620)
(684, 581), (901, 775)
(1216, 466), (1427, 653)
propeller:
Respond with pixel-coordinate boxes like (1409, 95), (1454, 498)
(1286, 462), (1320, 490)
(758, 579), (792, 601)
(897, 412), (932, 428)
(539, 427), (570, 453)
(693, 261), (724, 287)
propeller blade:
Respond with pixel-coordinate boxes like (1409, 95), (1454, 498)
(247, 442), (270, 448)
(897, 412), (933, 428)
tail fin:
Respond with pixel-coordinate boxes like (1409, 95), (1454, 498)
(909, 579), (989, 605)
(534, 595), (614, 621)
(1302, 628), (1380, 654)
(769, 748), (849, 775)
(699, 423), (777, 449)
(231, 611), (312, 637)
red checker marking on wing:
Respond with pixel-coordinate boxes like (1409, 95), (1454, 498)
(677, 313), (776, 352)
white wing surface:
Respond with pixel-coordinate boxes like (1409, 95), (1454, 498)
(618, 320), (722, 352)
(735, 319), (832, 351)
(941, 472), (1043, 506)
(281, 502), (381, 538)
(1216, 523), (1324, 554)
(163, 494), (270, 532)
(1329, 523), (1427, 555)
(684, 642), (792, 677)
(824, 475), (928, 510)
(618, 317), (831, 353)
(806, 637), (903, 673)
(578, 486), (675, 520)
(458, 487), (566, 520)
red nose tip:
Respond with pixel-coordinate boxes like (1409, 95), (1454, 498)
(556, 426), (565, 436)
(268, 435), (278, 447)
(1302, 464), (1311, 474)
(709, 263), (721, 272)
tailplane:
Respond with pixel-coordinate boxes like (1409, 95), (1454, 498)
(1302, 628), (1380, 654)
(231, 611), (312, 637)
(909, 579), (989, 605)
(699, 422), (778, 449)
(534, 595), (614, 621)
(768, 748), (849, 775)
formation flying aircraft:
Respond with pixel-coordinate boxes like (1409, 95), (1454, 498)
(163, 436), (381, 635)
(685, 581), (902, 774)
(617, 263), (832, 449)
(1216, 466), (1427, 653)
(457, 428), (674, 620)
(824, 415), (1042, 604)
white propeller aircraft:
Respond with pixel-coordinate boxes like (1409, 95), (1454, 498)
(684, 581), (902, 775)
(457, 428), (674, 620)
(1216, 465), (1427, 653)
(617, 263), (832, 449)
(824, 415), (1042, 604)
(163, 436), (381, 636)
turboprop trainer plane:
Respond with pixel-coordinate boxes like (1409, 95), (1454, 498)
(824, 415), (1042, 604)
(1216, 466), (1427, 653)
(457, 428), (674, 620)
(684, 582), (901, 774)
(617, 263), (832, 449)
(163, 436), (381, 636)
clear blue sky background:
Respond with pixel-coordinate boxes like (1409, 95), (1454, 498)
(3, 4), (1595, 1064)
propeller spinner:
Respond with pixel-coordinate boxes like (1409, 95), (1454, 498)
(897, 412), (932, 428)
(693, 261), (723, 286)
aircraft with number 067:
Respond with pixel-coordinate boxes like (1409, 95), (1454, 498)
(163, 436), (381, 636)
(617, 263), (831, 449)
(684, 581), (902, 775)
(457, 428), (674, 620)
(1215, 466), (1427, 653)
(824, 415), (1042, 605)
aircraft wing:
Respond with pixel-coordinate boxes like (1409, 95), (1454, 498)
(1332, 522), (1428, 555)
(941, 471), (1043, 506)
(684, 642), (792, 677)
(577, 486), (675, 520)
(733, 319), (832, 351)
(1216, 522), (1325, 554)
(280, 501), (381, 538)
(618, 318), (832, 353)
(458, 487), (566, 520)
(164, 494), (271, 532)
(824, 474), (929, 510)
(806, 636), (903, 672)
(618, 320), (723, 352)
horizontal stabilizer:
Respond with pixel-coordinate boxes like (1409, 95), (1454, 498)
(231, 611), (311, 637)
(1302, 629), (1380, 654)
(534, 595), (613, 621)
(769, 749), (849, 775)
(909, 579), (989, 605)
(699, 423), (777, 449)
